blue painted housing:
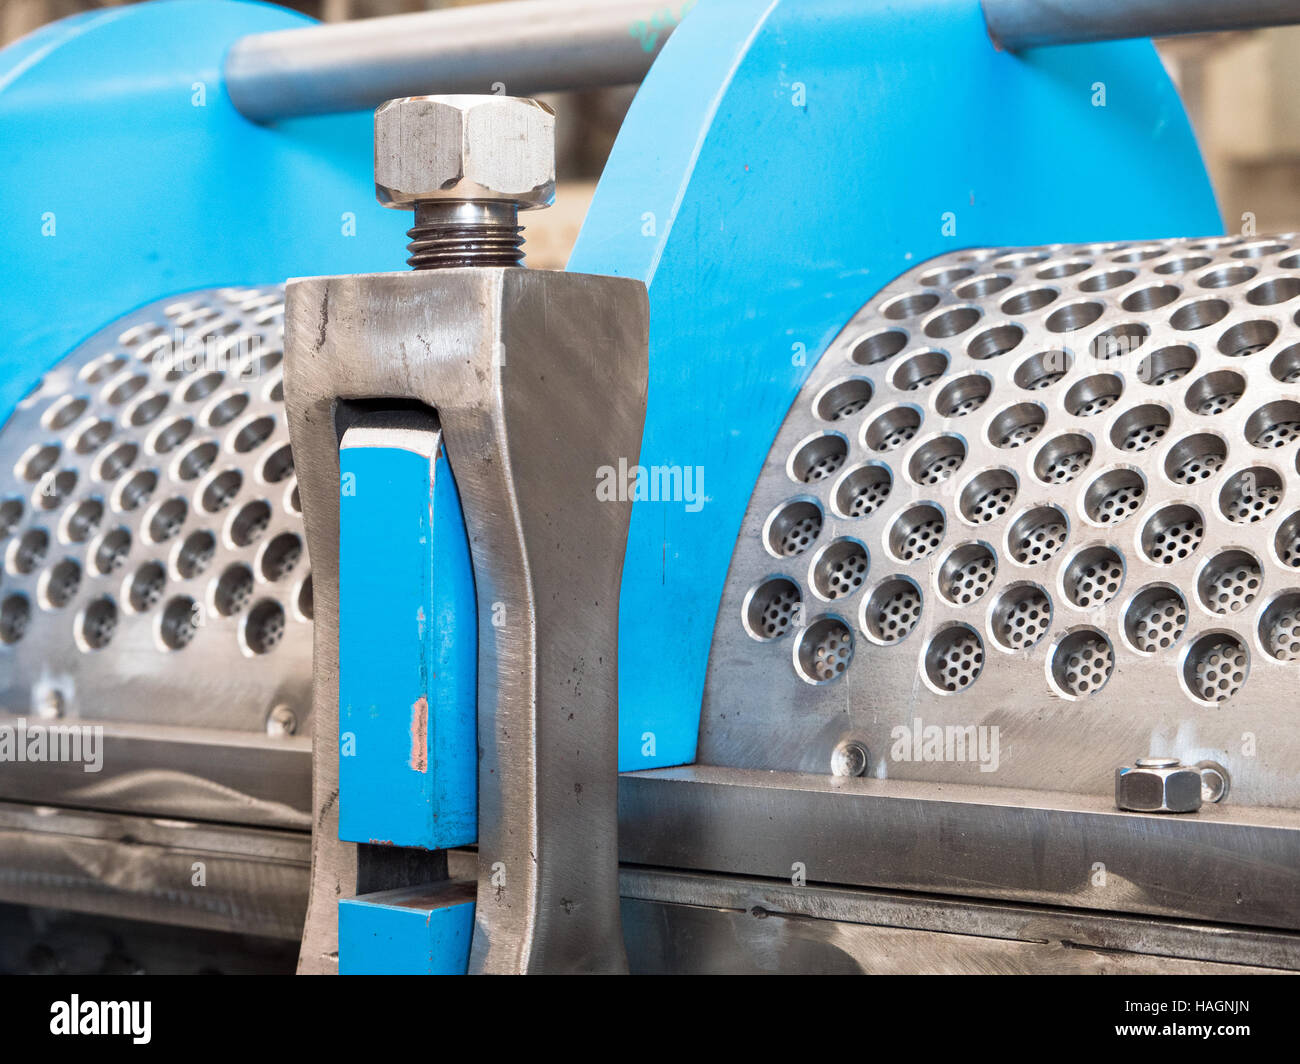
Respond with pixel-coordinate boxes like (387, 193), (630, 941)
(569, 0), (1223, 770)
(339, 885), (474, 975)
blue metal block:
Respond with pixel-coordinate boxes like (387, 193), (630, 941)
(339, 882), (475, 975)
(0, 0), (410, 426)
(569, 0), (1223, 771)
(338, 431), (478, 849)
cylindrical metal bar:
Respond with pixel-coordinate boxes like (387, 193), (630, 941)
(226, 0), (680, 123)
(982, 0), (1300, 50)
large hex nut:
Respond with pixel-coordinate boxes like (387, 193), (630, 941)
(1115, 758), (1203, 813)
(375, 95), (556, 210)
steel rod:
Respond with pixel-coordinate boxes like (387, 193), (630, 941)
(982, 0), (1300, 50)
(226, 0), (681, 122)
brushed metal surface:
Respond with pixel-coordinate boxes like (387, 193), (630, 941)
(704, 234), (1300, 808)
(0, 286), (312, 737)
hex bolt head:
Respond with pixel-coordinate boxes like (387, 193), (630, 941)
(374, 94), (556, 211)
(1115, 757), (1203, 813)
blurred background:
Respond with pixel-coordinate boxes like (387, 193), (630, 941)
(7, 0), (1300, 266)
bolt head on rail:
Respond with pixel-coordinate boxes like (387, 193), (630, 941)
(1115, 758), (1203, 814)
(374, 95), (556, 211)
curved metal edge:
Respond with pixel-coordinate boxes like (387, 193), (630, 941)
(568, 0), (1223, 773)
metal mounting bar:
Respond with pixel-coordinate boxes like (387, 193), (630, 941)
(226, 0), (682, 122)
(982, 0), (1300, 50)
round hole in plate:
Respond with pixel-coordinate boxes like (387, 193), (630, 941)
(957, 467), (1017, 524)
(1185, 370), (1245, 416)
(1013, 349), (1071, 390)
(924, 306), (982, 339)
(881, 291), (940, 320)
(811, 537), (870, 601)
(850, 328), (908, 365)
(1000, 287), (1057, 316)
(935, 374), (990, 417)
(1033, 432), (1094, 485)
(177, 440), (219, 481)
(1078, 269), (1134, 293)
(864, 406), (922, 453)
(72, 418), (113, 455)
(1, 593), (31, 644)
(892, 350), (948, 391)
(159, 595), (199, 650)
(244, 599), (287, 655)
(1140, 504), (1204, 565)
(1123, 584), (1188, 654)
(128, 392), (168, 428)
(1121, 284), (1180, 312)
(790, 431), (849, 482)
(127, 560), (167, 613)
(742, 576), (802, 641)
(150, 416), (194, 456)
(1062, 545), (1125, 608)
(1036, 259), (1091, 280)
(1007, 505), (1068, 565)
(1197, 549), (1262, 615)
(206, 391), (249, 428)
(1258, 591), (1300, 662)
(919, 265), (973, 287)
(1275, 512), (1300, 569)
(1065, 373), (1123, 417)
(1045, 300), (1104, 332)
(987, 402), (1045, 449)
(42, 557), (82, 609)
(18, 443), (61, 482)
(103, 373), (147, 406)
(34, 469), (77, 511)
(814, 377), (873, 421)
(937, 542), (997, 606)
(183, 372), (224, 403)
(1110, 403), (1170, 453)
(1218, 320), (1278, 358)
(1231, 241), (1287, 259)
(967, 323), (1024, 361)
(175, 529), (216, 580)
(924, 623), (985, 693)
(832, 464), (892, 520)
(765, 497), (824, 558)
(232, 415), (275, 453)
(1049, 627), (1114, 699)
(78, 595), (118, 651)
(1247, 276), (1300, 306)
(1244, 400), (1300, 449)
(297, 574), (314, 621)
(954, 274), (1012, 299)
(215, 563), (255, 616)
(261, 531), (303, 581)
(261, 444), (295, 484)
(1183, 631), (1248, 704)
(11, 528), (48, 575)
(1090, 322), (1148, 361)
(93, 441), (138, 482)
(1137, 345), (1196, 386)
(989, 582), (1052, 651)
(1270, 343), (1300, 384)
(888, 502), (946, 562)
(88, 528), (130, 578)
(861, 574), (924, 645)
(229, 499), (271, 547)
(115, 470), (157, 512)
(147, 497), (188, 543)
(1154, 255), (1210, 275)
(1165, 433), (1226, 486)
(62, 498), (104, 544)
(1219, 466), (1282, 524)
(200, 469), (243, 513)
(1171, 298), (1230, 330)
(794, 614), (854, 684)
(1083, 468), (1146, 526)
(1198, 264), (1256, 289)
(908, 434), (967, 487)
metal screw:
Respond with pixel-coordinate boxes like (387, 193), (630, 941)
(1115, 757), (1203, 813)
(373, 94), (556, 270)
(831, 740), (870, 778)
(266, 704), (297, 736)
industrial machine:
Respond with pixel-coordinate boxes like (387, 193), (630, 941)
(1, 0), (1298, 975)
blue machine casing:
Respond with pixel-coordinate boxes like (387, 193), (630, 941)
(569, 0), (1223, 770)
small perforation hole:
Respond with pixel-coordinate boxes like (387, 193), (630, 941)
(795, 615), (854, 684)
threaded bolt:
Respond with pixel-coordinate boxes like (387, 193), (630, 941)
(373, 95), (556, 270)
